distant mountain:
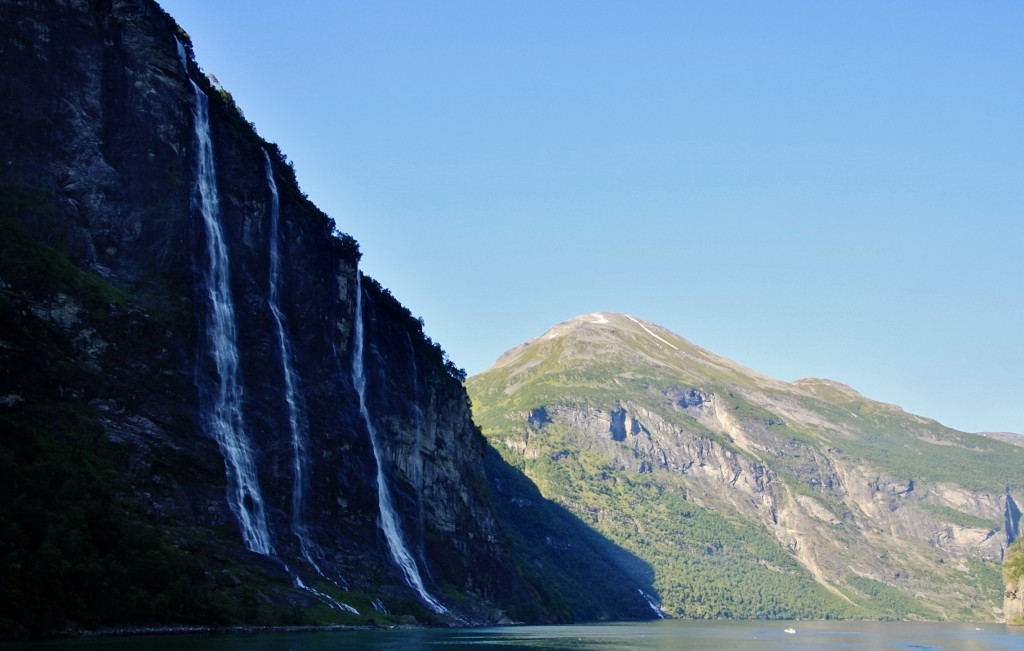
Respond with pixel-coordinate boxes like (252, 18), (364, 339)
(468, 313), (1023, 621)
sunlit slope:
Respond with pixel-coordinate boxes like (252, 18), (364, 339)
(468, 313), (1023, 621)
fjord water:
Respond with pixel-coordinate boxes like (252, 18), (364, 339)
(8, 622), (1022, 651)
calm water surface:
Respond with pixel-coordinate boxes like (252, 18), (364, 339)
(5, 621), (1023, 651)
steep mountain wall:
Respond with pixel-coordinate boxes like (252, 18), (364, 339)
(0, 0), (543, 634)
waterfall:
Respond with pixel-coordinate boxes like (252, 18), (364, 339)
(351, 274), (448, 615)
(638, 588), (668, 619)
(179, 38), (272, 555)
(263, 151), (314, 561)
(175, 38), (188, 72)
(263, 153), (358, 613)
(282, 563), (359, 615)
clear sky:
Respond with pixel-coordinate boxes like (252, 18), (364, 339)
(159, 1), (1023, 435)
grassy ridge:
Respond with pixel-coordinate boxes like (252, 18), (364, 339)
(792, 386), (1022, 494)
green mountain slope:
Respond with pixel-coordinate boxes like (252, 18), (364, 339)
(468, 313), (1023, 621)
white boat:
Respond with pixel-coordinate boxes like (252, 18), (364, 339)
(784, 628), (796, 634)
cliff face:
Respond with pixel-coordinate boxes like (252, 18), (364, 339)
(1006, 539), (1024, 625)
(1008, 578), (1024, 626)
(0, 0), (539, 634)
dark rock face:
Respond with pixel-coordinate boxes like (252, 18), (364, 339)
(1006, 494), (1021, 544)
(0, 0), (539, 633)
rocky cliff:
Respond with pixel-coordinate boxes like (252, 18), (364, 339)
(468, 313), (1024, 621)
(1008, 582), (1024, 626)
(1008, 578), (1024, 625)
(1, 0), (564, 636)
(1006, 539), (1024, 625)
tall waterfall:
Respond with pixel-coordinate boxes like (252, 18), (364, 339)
(180, 39), (272, 555)
(351, 274), (448, 615)
(262, 151), (314, 560)
(264, 154), (359, 615)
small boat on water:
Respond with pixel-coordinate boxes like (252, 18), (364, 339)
(784, 628), (796, 634)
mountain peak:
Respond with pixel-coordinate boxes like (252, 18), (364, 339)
(491, 312), (687, 369)
(483, 312), (787, 395)
(540, 312), (677, 342)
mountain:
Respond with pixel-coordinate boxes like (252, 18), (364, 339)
(0, 0), (659, 637)
(467, 313), (1023, 621)
(5, 0), (1017, 637)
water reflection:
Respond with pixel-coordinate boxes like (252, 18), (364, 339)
(6, 621), (1024, 651)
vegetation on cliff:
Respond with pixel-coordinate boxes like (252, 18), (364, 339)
(1006, 538), (1024, 586)
(1006, 538), (1024, 626)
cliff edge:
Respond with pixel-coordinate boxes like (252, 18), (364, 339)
(1006, 539), (1024, 625)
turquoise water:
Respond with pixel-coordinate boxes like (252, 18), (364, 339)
(5, 621), (1023, 651)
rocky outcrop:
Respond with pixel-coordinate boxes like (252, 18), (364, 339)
(1006, 494), (1022, 543)
(536, 402), (777, 521)
(1008, 578), (1024, 625)
(1006, 539), (1024, 625)
(0, 0), (549, 634)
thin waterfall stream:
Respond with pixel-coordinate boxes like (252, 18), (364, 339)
(263, 151), (312, 560)
(351, 273), (448, 615)
(264, 153), (358, 614)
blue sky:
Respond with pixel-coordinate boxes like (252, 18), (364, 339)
(160, 1), (1023, 434)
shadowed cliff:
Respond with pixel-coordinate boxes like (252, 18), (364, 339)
(0, 0), (653, 636)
